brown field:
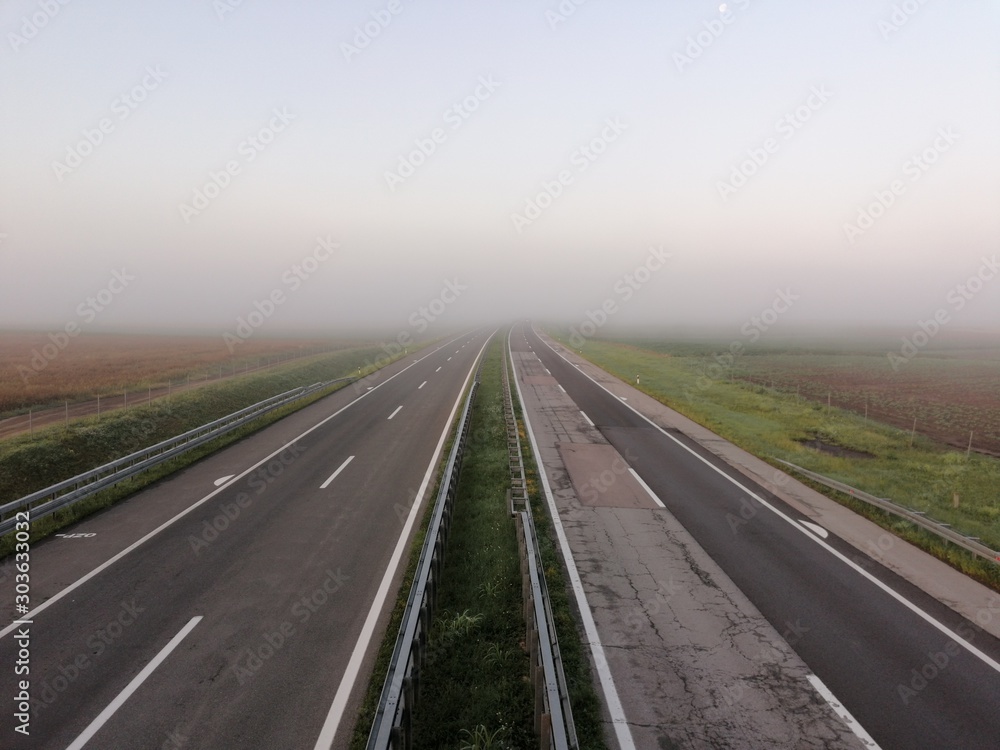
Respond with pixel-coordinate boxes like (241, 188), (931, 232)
(0, 331), (349, 416)
(733, 349), (1000, 457)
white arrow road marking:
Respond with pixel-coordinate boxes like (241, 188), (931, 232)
(800, 521), (829, 539)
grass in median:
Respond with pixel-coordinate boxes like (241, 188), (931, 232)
(547, 330), (1000, 591)
(411, 339), (535, 748)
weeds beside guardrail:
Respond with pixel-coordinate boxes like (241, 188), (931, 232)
(775, 458), (1000, 565)
(366, 363), (482, 749)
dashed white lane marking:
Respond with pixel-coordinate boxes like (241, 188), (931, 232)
(800, 521), (829, 539)
(629, 468), (666, 509)
(436, 366), (442, 372)
(387, 405), (403, 420)
(320, 456), (355, 490)
(66, 616), (203, 750)
(312, 333), (495, 750)
(0, 333), (470, 643)
(580, 410), (595, 427)
(807, 674), (882, 749)
(418, 381), (427, 389)
(558, 384), (566, 393)
(447, 357), (452, 361)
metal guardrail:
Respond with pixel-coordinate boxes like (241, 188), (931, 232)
(0, 377), (352, 536)
(366, 365), (482, 750)
(502, 335), (577, 750)
(774, 458), (1000, 564)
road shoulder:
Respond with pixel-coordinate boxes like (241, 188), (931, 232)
(537, 328), (1000, 643)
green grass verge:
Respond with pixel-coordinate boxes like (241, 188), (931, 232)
(547, 329), (1000, 591)
(0, 343), (418, 554)
(410, 338), (534, 748)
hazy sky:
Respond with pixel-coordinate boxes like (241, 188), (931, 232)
(1, 1), (998, 341)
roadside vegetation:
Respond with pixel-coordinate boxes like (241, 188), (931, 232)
(549, 331), (1000, 591)
(0, 330), (346, 415)
(0, 344), (409, 552)
(409, 339), (533, 748)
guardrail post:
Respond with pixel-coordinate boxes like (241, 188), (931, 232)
(540, 711), (552, 750)
(534, 654), (544, 736)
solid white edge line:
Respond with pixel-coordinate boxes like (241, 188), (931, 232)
(320, 455), (355, 490)
(0, 333), (471, 641)
(311, 332), (495, 750)
(628, 468), (665, 509)
(807, 674), (882, 749)
(508, 328), (637, 750)
(532, 326), (1000, 677)
(418, 381), (427, 390)
(387, 405), (403, 420)
(580, 410), (595, 427)
(66, 616), (202, 750)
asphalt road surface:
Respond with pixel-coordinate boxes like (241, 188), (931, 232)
(1, 330), (490, 750)
(511, 322), (1000, 750)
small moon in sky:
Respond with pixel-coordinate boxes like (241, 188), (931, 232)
(720, 3), (728, 12)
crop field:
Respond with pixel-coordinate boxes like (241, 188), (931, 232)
(0, 331), (353, 416)
(549, 329), (1000, 584)
(732, 351), (1000, 458)
(608, 335), (1000, 457)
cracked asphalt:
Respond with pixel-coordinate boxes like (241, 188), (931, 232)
(509, 323), (1000, 750)
(511, 341), (864, 748)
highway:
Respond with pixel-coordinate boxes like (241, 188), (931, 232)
(1, 330), (490, 750)
(510, 322), (1000, 750)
